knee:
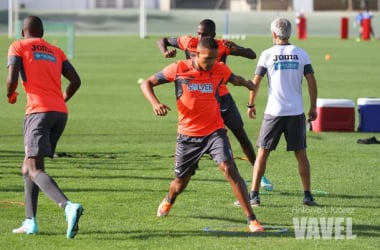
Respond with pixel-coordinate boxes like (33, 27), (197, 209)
(219, 161), (238, 177)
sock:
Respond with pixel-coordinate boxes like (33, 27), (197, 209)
(33, 172), (69, 208)
(247, 214), (257, 223)
(250, 190), (259, 198)
(304, 190), (312, 198)
(23, 175), (39, 218)
(165, 195), (176, 204)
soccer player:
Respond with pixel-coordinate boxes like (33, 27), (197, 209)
(6, 16), (84, 238)
(246, 18), (318, 206)
(157, 18), (273, 192)
(141, 36), (264, 232)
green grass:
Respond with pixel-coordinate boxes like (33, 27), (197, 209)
(0, 35), (379, 249)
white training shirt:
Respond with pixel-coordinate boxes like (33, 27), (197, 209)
(255, 44), (314, 116)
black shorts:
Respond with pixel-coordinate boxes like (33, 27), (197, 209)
(220, 93), (244, 131)
(174, 129), (233, 178)
(24, 112), (67, 158)
(256, 114), (307, 151)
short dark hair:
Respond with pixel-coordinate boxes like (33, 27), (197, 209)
(199, 19), (216, 33)
(197, 36), (218, 50)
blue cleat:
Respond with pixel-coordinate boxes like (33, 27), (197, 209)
(12, 218), (38, 234)
(65, 202), (84, 239)
(260, 176), (273, 191)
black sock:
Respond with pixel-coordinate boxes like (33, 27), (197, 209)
(250, 190), (259, 198)
(247, 214), (257, 223)
(304, 191), (312, 198)
(165, 195), (176, 204)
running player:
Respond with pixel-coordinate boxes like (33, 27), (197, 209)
(6, 15), (84, 238)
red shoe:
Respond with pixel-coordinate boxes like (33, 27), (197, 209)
(157, 198), (172, 217)
(249, 219), (264, 232)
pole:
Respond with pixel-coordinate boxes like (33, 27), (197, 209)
(139, 0), (147, 39)
(8, 0), (13, 38)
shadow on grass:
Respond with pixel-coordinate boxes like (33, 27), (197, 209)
(82, 228), (292, 240)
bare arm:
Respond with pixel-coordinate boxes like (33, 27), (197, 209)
(224, 40), (256, 59)
(6, 64), (20, 103)
(140, 75), (171, 116)
(157, 37), (177, 58)
(62, 66), (81, 102)
(305, 73), (318, 121)
(247, 74), (263, 119)
(228, 74), (255, 91)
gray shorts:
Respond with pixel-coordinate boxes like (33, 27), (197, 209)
(174, 129), (233, 178)
(24, 112), (68, 158)
(256, 114), (307, 151)
(220, 93), (244, 131)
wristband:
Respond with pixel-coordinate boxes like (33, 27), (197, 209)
(246, 104), (255, 108)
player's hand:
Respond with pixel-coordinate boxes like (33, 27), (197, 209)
(224, 40), (237, 50)
(7, 92), (19, 104)
(153, 103), (171, 116)
(308, 109), (317, 122)
(247, 107), (257, 119)
(164, 49), (177, 58)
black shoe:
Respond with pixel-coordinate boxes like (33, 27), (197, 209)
(303, 196), (318, 206)
(250, 195), (261, 207)
(357, 136), (380, 144)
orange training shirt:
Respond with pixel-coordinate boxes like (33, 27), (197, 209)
(8, 38), (68, 114)
(157, 59), (232, 136)
(177, 36), (232, 96)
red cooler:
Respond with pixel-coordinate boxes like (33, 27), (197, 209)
(311, 98), (355, 132)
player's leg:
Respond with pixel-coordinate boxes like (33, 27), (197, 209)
(157, 133), (201, 217)
(19, 112), (83, 238)
(157, 175), (192, 217)
(12, 161), (40, 234)
(249, 114), (283, 206)
(220, 93), (272, 190)
(294, 149), (317, 206)
(286, 114), (317, 206)
(210, 129), (263, 232)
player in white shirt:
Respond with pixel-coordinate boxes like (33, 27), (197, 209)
(246, 17), (318, 206)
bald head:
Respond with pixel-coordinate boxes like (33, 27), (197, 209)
(22, 16), (44, 38)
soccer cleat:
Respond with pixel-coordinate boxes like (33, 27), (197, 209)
(250, 195), (261, 207)
(260, 176), (273, 191)
(157, 198), (172, 217)
(65, 202), (84, 239)
(249, 219), (264, 232)
(12, 218), (38, 234)
(233, 194), (260, 207)
(303, 196), (318, 206)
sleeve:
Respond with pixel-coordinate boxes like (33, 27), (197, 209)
(62, 60), (75, 73)
(220, 62), (232, 83)
(219, 40), (231, 56)
(177, 36), (193, 51)
(154, 62), (178, 84)
(167, 37), (180, 48)
(304, 64), (314, 75)
(7, 42), (22, 67)
(255, 51), (268, 76)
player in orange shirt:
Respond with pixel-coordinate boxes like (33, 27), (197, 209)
(6, 16), (83, 238)
(157, 19), (273, 193)
(141, 36), (264, 232)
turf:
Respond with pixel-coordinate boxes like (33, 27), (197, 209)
(0, 34), (379, 249)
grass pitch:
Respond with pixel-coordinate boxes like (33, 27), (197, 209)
(0, 34), (379, 249)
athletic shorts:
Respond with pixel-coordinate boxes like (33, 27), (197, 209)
(24, 112), (68, 158)
(174, 129), (233, 178)
(220, 93), (244, 131)
(256, 113), (307, 151)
